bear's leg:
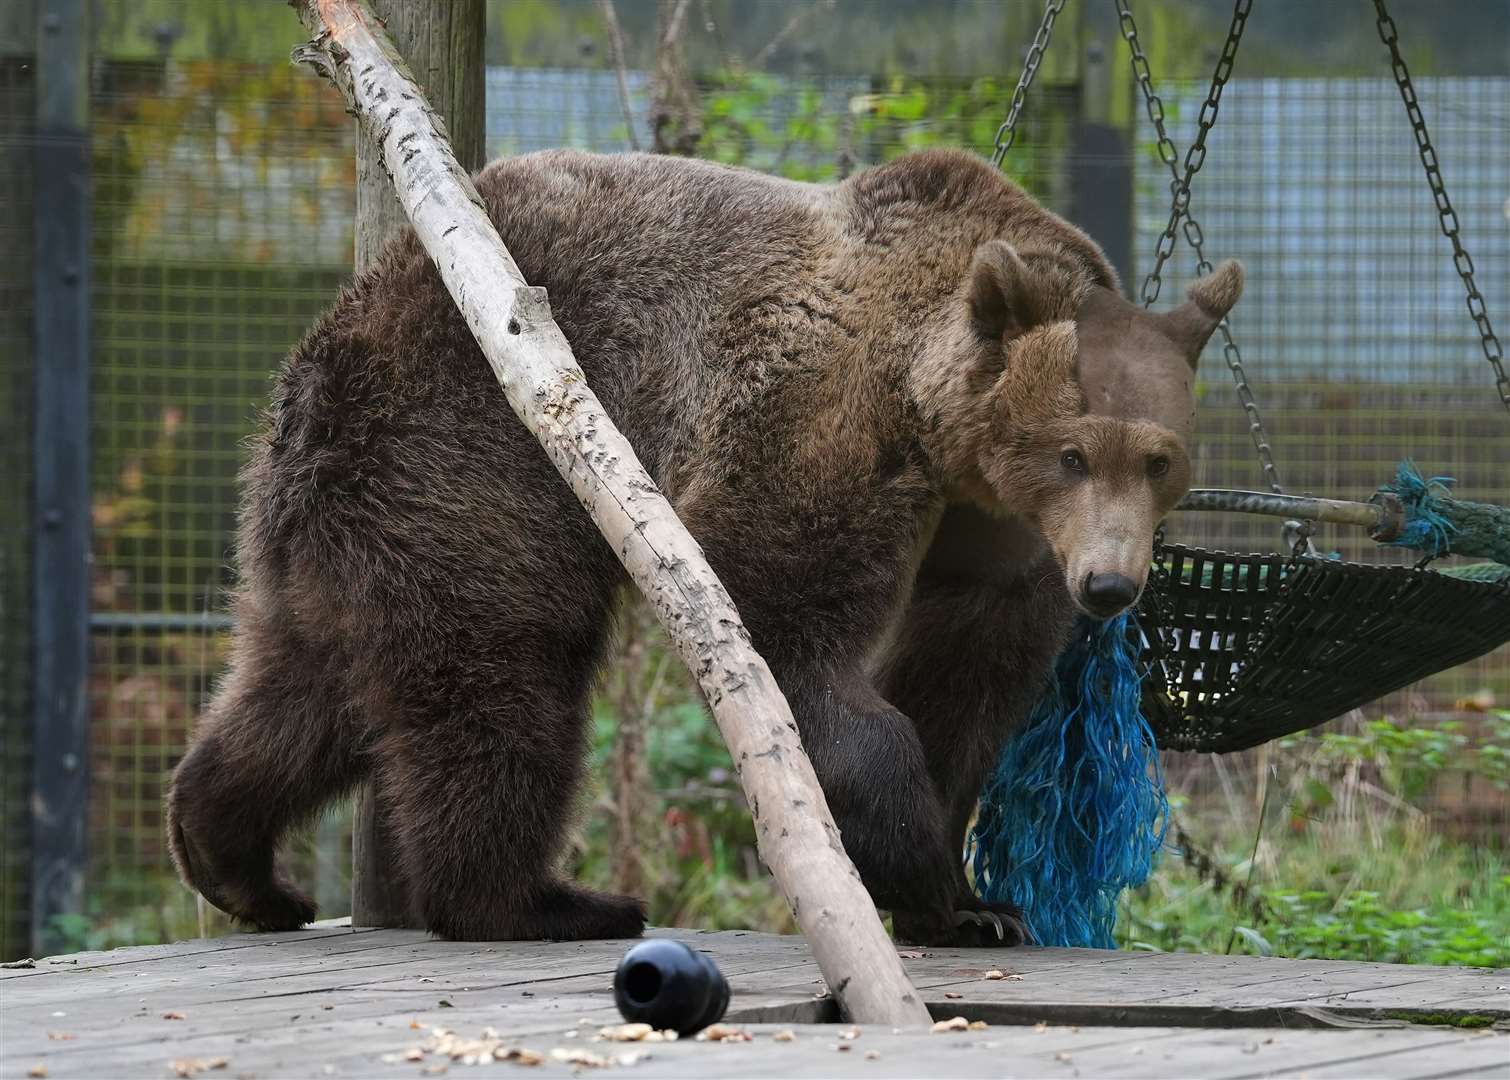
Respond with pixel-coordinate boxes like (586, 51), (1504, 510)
(877, 505), (1075, 946)
(332, 454), (644, 941)
(167, 602), (367, 931)
(371, 598), (646, 941)
(771, 669), (960, 920)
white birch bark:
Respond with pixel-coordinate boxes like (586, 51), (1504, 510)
(291, 0), (931, 1027)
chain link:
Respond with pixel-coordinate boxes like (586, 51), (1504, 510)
(1138, 0), (1250, 307)
(1117, 0), (1284, 500)
(1372, 0), (1509, 412)
(991, 0), (1067, 168)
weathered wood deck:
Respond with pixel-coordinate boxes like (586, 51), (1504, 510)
(3, 924), (1505, 1078)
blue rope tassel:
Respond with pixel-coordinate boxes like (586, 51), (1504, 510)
(1379, 459), (1457, 559)
(969, 612), (1168, 949)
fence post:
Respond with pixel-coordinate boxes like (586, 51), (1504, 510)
(1070, 0), (1135, 287)
(30, 0), (90, 957)
(350, 0), (486, 931)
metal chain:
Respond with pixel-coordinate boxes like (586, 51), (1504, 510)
(990, 0), (1068, 168)
(1115, 0), (1284, 498)
(1372, 0), (1509, 412)
(1138, 0), (1250, 307)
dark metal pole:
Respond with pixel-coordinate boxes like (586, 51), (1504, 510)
(31, 0), (90, 956)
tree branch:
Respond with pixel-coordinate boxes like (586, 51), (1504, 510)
(595, 0), (641, 152)
(289, 0), (930, 1028)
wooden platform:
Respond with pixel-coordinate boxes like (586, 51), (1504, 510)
(3, 924), (1505, 1078)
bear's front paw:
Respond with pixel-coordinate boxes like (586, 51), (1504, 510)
(893, 899), (1030, 948)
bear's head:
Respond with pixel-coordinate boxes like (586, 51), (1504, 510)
(916, 242), (1243, 620)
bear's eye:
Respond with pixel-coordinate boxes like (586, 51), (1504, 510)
(1060, 449), (1086, 474)
(1148, 455), (1170, 478)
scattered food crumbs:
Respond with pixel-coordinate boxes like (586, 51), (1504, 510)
(437, 999), (454, 1008)
(564, 1030), (579, 1039)
(162, 1011), (187, 1021)
(46, 1032), (74, 1041)
(500, 1048), (544, 1066)
(1, 957), (35, 969)
(834, 1044), (851, 1053)
(983, 969), (1022, 981)
(838, 1027), (860, 1040)
(549, 1048), (615, 1068)
(931, 1016), (969, 1033)
(695, 1025), (752, 1043)
(597, 1023), (677, 1043)
(772, 1030), (795, 1042)
(1033, 1022), (1050, 1034)
(27, 1065), (46, 1079)
(404, 1047), (425, 1062)
(410, 1020), (423, 1030)
(1055, 1052), (1073, 1063)
(169, 1060), (228, 1078)
(944, 991), (963, 999)
(968, 1020), (989, 1031)
(865, 1050), (881, 1061)
(322, 1004), (334, 1011)
(599, 1023), (653, 1042)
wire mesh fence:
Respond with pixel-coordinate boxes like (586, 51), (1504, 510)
(1140, 75), (1510, 715)
(1, 1), (1505, 958)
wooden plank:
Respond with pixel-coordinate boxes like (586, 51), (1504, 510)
(13, 1021), (1501, 1080)
(5, 927), (1507, 1080)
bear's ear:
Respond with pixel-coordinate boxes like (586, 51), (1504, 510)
(1161, 259), (1244, 370)
(966, 240), (1044, 344)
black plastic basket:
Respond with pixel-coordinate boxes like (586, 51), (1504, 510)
(1137, 543), (1510, 753)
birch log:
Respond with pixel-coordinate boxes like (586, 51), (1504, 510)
(290, 0), (931, 1027)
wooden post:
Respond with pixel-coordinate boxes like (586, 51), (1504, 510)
(349, 0), (484, 931)
(1069, 0), (1135, 286)
(291, 0), (931, 1027)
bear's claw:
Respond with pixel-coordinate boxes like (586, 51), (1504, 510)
(951, 905), (1030, 947)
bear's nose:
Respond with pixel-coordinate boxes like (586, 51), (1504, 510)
(1081, 573), (1139, 618)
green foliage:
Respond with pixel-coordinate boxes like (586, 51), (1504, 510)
(570, 654), (793, 936)
(1123, 712), (1509, 966)
(696, 72), (1050, 197)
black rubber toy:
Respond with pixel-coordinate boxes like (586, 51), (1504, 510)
(612, 939), (730, 1036)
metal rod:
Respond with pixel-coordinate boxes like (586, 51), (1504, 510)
(89, 612), (235, 632)
(1174, 488), (1404, 539)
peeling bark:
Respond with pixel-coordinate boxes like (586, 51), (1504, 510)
(290, 0), (930, 1028)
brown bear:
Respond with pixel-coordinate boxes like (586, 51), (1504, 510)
(166, 147), (1241, 947)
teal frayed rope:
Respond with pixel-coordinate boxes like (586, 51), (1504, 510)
(969, 611), (1168, 949)
(1379, 460), (1458, 558)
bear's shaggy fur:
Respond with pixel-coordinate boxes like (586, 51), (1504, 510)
(167, 148), (1240, 946)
